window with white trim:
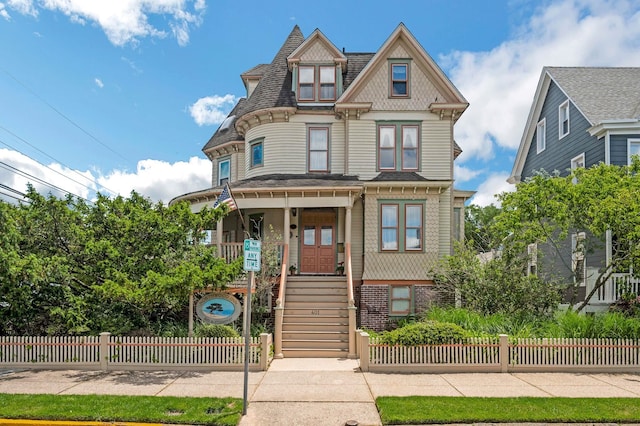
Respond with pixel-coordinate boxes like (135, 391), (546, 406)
(572, 232), (586, 286)
(378, 123), (420, 171)
(571, 153), (585, 184)
(390, 285), (412, 315)
(536, 118), (546, 153)
(559, 100), (570, 138)
(380, 201), (424, 252)
(308, 126), (329, 172)
(217, 158), (230, 186)
(628, 139), (640, 165)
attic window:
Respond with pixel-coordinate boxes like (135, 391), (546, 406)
(389, 61), (410, 98)
(298, 65), (336, 102)
(219, 115), (235, 134)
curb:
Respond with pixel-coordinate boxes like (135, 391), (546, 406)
(0, 421), (165, 426)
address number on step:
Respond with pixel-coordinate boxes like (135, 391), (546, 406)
(311, 310), (320, 315)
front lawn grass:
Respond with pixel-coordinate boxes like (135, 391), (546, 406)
(0, 393), (241, 425)
(377, 396), (640, 425)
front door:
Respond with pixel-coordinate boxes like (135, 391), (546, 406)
(300, 210), (335, 274)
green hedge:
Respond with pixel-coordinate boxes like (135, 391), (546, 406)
(379, 320), (467, 346)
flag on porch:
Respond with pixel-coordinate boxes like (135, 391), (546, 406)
(213, 183), (237, 211)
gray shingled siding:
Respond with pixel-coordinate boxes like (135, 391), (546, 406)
(610, 134), (640, 166)
(521, 81), (603, 179)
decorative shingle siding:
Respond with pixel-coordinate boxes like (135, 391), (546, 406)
(360, 285), (389, 330)
(299, 41), (334, 62)
(351, 43), (444, 111)
(350, 200), (365, 278)
(521, 81), (603, 179)
(362, 191), (440, 281)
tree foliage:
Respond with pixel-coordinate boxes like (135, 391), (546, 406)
(464, 204), (502, 253)
(494, 159), (640, 311)
(0, 187), (242, 335)
(432, 242), (561, 321)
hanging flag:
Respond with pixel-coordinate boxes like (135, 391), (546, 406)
(213, 183), (237, 211)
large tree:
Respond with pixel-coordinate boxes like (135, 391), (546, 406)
(494, 159), (640, 311)
(464, 204), (502, 253)
(0, 188), (242, 335)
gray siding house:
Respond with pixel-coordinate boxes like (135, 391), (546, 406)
(510, 67), (640, 310)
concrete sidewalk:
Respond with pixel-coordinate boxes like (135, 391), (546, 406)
(2, 360), (640, 425)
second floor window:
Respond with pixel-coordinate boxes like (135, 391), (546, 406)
(308, 127), (329, 172)
(628, 139), (640, 165)
(536, 118), (546, 153)
(378, 123), (420, 171)
(250, 140), (263, 168)
(218, 158), (230, 186)
(559, 100), (570, 138)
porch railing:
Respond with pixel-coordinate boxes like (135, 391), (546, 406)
(218, 242), (284, 264)
(590, 273), (640, 304)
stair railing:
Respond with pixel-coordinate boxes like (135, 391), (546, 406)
(346, 243), (357, 358)
(273, 243), (288, 358)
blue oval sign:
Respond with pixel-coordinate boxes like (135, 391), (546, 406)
(196, 292), (242, 324)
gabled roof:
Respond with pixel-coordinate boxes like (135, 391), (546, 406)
(509, 67), (640, 183)
(337, 23), (467, 107)
(287, 28), (346, 67)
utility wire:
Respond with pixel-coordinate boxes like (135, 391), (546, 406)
(0, 132), (117, 196)
(0, 189), (27, 203)
(0, 67), (132, 163)
(0, 182), (26, 198)
(0, 160), (92, 203)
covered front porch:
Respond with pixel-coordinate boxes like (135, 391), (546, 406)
(187, 179), (364, 358)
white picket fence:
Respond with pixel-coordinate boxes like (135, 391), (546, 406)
(358, 332), (640, 373)
(0, 333), (272, 371)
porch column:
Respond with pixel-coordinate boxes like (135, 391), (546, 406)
(345, 205), (357, 358)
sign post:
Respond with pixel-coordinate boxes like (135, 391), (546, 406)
(242, 239), (261, 416)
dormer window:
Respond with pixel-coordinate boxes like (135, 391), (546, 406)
(319, 66), (336, 100)
(299, 66), (315, 100)
(297, 65), (336, 102)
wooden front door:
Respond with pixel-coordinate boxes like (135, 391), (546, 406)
(300, 211), (335, 274)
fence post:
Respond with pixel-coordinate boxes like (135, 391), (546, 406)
(359, 332), (370, 372)
(499, 334), (508, 373)
(99, 332), (110, 371)
(260, 333), (270, 371)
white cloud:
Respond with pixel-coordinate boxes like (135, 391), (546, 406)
(94, 78), (104, 88)
(5, 0), (206, 46)
(121, 56), (143, 74)
(97, 156), (210, 204)
(454, 164), (483, 183)
(0, 3), (11, 20)
(0, 148), (210, 204)
(469, 173), (515, 207)
(446, 0), (640, 163)
(189, 94), (238, 126)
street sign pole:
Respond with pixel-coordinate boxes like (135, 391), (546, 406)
(242, 270), (253, 416)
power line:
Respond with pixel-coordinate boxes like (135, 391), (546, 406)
(0, 160), (92, 203)
(0, 129), (118, 196)
(0, 67), (132, 163)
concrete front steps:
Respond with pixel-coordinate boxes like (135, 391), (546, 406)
(281, 276), (349, 358)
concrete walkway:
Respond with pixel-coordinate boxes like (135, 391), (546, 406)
(2, 360), (640, 425)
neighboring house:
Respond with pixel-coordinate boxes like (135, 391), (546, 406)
(172, 24), (473, 357)
(509, 66), (640, 311)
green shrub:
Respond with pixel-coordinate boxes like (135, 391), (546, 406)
(194, 324), (239, 338)
(379, 320), (467, 346)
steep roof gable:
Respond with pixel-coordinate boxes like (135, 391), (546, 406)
(337, 23), (467, 107)
(287, 28), (346, 67)
(509, 67), (640, 183)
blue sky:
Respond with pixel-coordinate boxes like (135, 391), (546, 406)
(1, 0), (639, 205)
